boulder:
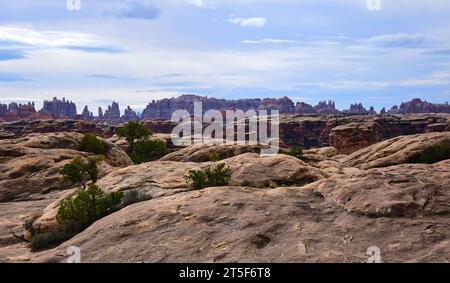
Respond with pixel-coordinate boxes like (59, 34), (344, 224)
(160, 143), (268, 162)
(304, 147), (339, 158)
(342, 132), (450, 169)
(223, 153), (324, 187)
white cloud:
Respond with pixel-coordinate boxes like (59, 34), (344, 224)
(185, 0), (216, 9)
(0, 26), (99, 48)
(229, 16), (266, 27)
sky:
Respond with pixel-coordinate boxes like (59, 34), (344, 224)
(1, 0), (450, 114)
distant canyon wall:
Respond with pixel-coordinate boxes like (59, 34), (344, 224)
(2, 95), (450, 124)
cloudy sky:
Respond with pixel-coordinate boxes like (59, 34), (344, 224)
(1, 0), (450, 113)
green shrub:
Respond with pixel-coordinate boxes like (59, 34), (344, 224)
(29, 229), (77, 252)
(208, 152), (223, 162)
(79, 133), (105, 155)
(57, 183), (123, 227)
(286, 147), (304, 160)
(117, 121), (152, 153)
(409, 143), (450, 164)
(130, 139), (168, 164)
(60, 156), (103, 189)
(185, 163), (232, 190)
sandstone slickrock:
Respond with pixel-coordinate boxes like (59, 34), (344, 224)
(342, 131), (450, 169)
(0, 190), (69, 262)
(305, 160), (450, 218)
(302, 147), (341, 167)
(222, 153), (324, 187)
(31, 159), (450, 263)
(34, 153), (324, 231)
(0, 132), (132, 202)
(33, 160), (204, 232)
(303, 147), (340, 158)
(159, 143), (268, 162)
(2, 122), (450, 263)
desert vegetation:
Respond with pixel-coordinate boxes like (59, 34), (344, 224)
(117, 121), (168, 164)
(184, 163), (232, 190)
(208, 152), (223, 162)
(286, 146), (304, 160)
(60, 155), (103, 189)
(27, 155), (124, 251)
(79, 133), (106, 155)
(57, 183), (123, 227)
(409, 142), (450, 164)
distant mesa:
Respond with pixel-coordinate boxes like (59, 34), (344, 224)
(141, 94), (297, 120)
(389, 98), (450, 114)
(1, 96), (450, 122)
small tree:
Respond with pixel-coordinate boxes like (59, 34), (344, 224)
(184, 169), (207, 190)
(117, 121), (151, 153)
(286, 147), (304, 160)
(130, 139), (168, 164)
(79, 133), (105, 155)
(57, 183), (123, 227)
(60, 156), (103, 189)
(185, 163), (232, 190)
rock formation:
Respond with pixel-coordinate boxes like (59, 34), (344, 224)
(387, 98), (450, 114)
(0, 132), (132, 203)
(141, 95), (296, 120)
(81, 106), (93, 120)
(160, 143), (270, 162)
(1, 125), (450, 263)
(343, 103), (377, 115)
(280, 114), (450, 153)
(0, 102), (37, 121)
(103, 102), (121, 122)
(330, 122), (381, 154)
(3, 96), (450, 124)
(40, 97), (77, 118)
(98, 107), (103, 119)
(314, 101), (340, 115)
(0, 119), (116, 140)
(32, 158), (450, 263)
(122, 106), (139, 121)
(341, 131), (450, 169)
